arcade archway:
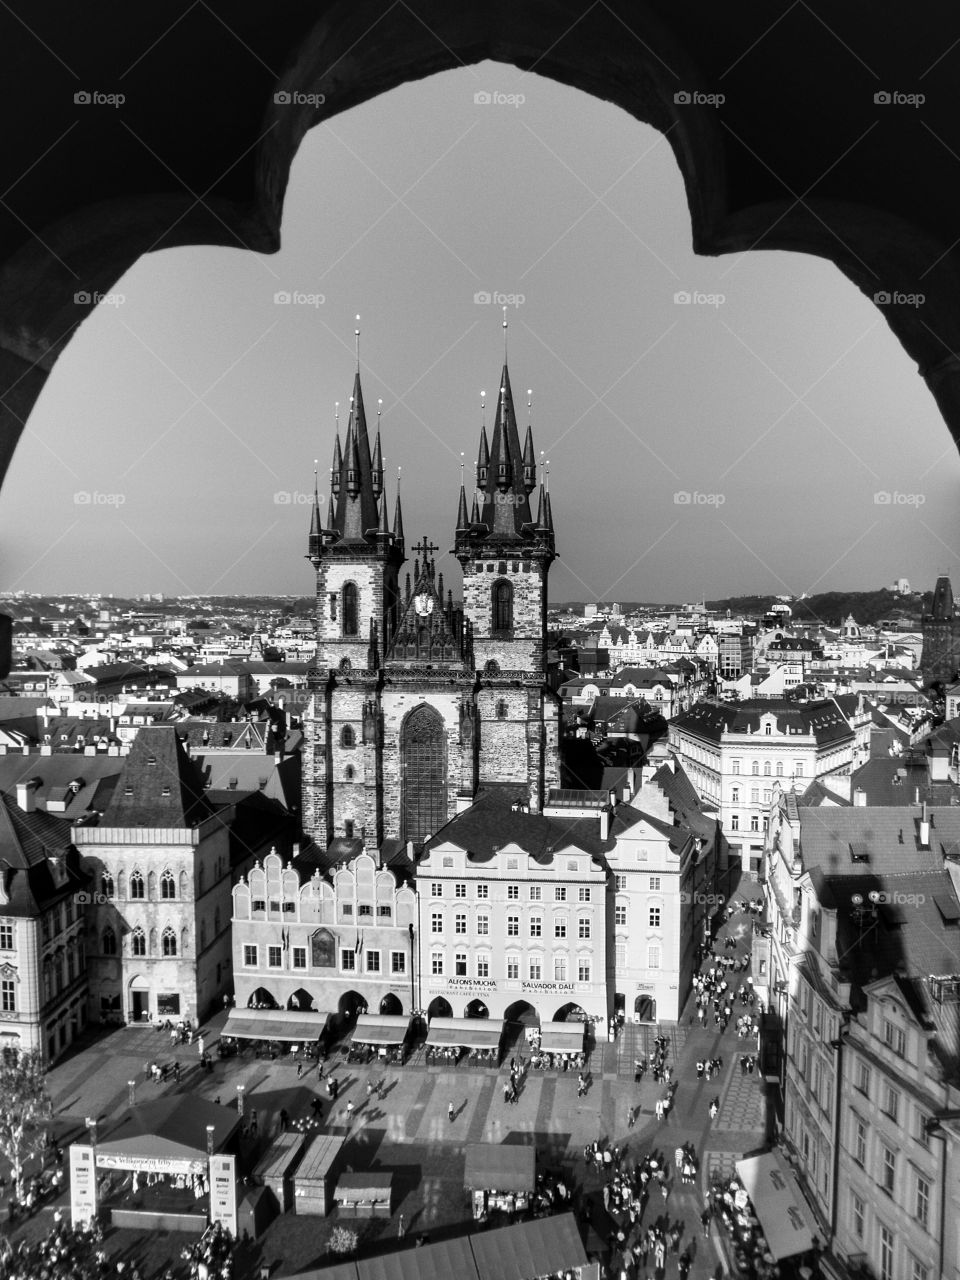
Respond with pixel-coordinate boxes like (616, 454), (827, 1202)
(504, 1000), (539, 1027)
(554, 1002), (588, 1023)
(427, 996), (452, 1021)
(338, 990), (366, 1022)
(464, 999), (489, 1019)
(287, 988), (315, 1012)
(247, 987), (278, 1010)
(379, 993), (403, 1016)
(634, 995), (657, 1023)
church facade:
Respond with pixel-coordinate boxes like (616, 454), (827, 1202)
(301, 360), (561, 853)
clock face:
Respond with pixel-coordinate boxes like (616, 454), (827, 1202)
(414, 593), (434, 617)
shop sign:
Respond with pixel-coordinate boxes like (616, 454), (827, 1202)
(209, 1153), (237, 1237)
(96, 1153), (206, 1175)
(520, 981), (574, 993)
(69, 1144), (97, 1228)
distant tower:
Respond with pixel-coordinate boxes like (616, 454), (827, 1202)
(921, 575), (960, 687)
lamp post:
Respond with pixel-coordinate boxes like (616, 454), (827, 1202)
(127, 1080), (136, 1108)
(206, 1124), (215, 1158)
(236, 1084), (245, 1118)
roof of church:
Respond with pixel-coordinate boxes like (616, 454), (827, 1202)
(99, 725), (213, 827)
(424, 785), (606, 864)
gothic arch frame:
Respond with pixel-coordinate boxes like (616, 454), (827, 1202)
(398, 701), (448, 845)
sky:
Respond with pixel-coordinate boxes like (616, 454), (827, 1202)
(4, 59), (959, 605)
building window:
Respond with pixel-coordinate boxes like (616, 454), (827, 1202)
(0, 923), (12, 950)
(916, 1173), (930, 1229)
(344, 766), (355, 781)
(910, 1260), (929, 1280)
(732, 760), (740, 774)
(554, 919), (567, 939)
(292, 947), (307, 970)
(477, 915), (490, 936)
(883, 1085), (900, 1124)
(496, 699), (508, 720)
(731, 815), (739, 831)
(615, 903), (627, 926)
(340, 724), (355, 748)
(851, 1114), (866, 1165)
(615, 941), (626, 968)
(492, 579), (513, 631)
(856, 1060), (870, 1096)
(267, 945), (281, 967)
(160, 870), (176, 899)
(342, 582), (359, 636)
(477, 884), (489, 899)
(776, 761), (784, 776)
(750, 814), (760, 832)
(507, 885), (519, 900)
(130, 871), (144, 899)
(506, 955), (520, 980)
(578, 958), (591, 982)
(529, 885), (541, 901)
(341, 950), (356, 971)
(648, 877), (660, 891)
(881, 1144), (896, 1194)
(131, 927), (146, 957)
(880, 1226), (894, 1280)
(528, 956), (541, 980)
(455, 883), (467, 898)
(648, 946), (661, 968)
(0, 980), (14, 1013)
(916, 1107), (930, 1149)
(431, 952), (443, 976)
(102, 928), (117, 955)
(455, 913), (467, 935)
(752, 761), (759, 775)
(649, 907), (661, 928)
(391, 951), (405, 974)
(529, 917), (542, 938)
(365, 951), (380, 973)
(615, 875), (627, 890)
(340, 903), (353, 918)
(764, 761), (771, 775)
(732, 787), (740, 804)
(851, 1191), (864, 1240)
(377, 905), (392, 920)
(162, 927), (178, 957)
(578, 917), (591, 939)
(555, 887), (567, 902)
(554, 956), (568, 982)
(506, 915), (520, 937)
(100, 874), (114, 900)
(884, 1018), (906, 1057)
(578, 887), (591, 902)
(431, 883), (443, 897)
(795, 762), (804, 778)
(431, 912), (442, 934)
(455, 952), (467, 976)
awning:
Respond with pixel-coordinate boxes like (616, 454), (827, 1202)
(426, 1017), (504, 1050)
(90, 1097), (239, 1171)
(351, 1014), (411, 1046)
(357, 1236), (476, 1280)
(735, 1151), (818, 1261)
(539, 1021), (585, 1053)
(471, 1211), (588, 1280)
(464, 1144), (535, 1192)
(223, 1008), (330, 1042)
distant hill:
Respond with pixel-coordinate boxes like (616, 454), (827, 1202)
(705, 589), (929, 627)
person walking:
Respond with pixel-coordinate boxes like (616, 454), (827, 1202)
(297, 1062), (303, 1079)
(345, 1100), (355, 1129)
(577, 1072), (587, 1098)
(709, 1096), (719, 1120)
(447, 1101), (455, 1123)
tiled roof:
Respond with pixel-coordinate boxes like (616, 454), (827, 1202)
(672, 698), (853, 745)
(424, 786), (606, 864)
(0, 754), (123, 819)
(797, 805), (960, 876)
(851, 757), (960, 807)
(100, 726), (213, 828)
(0, 794), (82, 916)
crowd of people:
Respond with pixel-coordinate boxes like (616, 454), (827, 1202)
(707, 1173), (783, 1279)
(179, 1221), (233, 1280)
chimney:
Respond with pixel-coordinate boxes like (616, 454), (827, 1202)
(599, 807), (611, 840)
(16, 779), (38, 812)
(406, 841), (415, 861)
(920, 799), (930, 848)
(853, 787), (867, 807)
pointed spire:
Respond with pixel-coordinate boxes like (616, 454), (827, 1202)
(331, 408), (342, 499)
(477, 392), (489, 488)
(536, 482), (548, 529)
(377, 491), (390, 538)
(495, 384), (512, 491)
(345, 418), (361, 497)
(456, 482), (470, 532)
(393, 469), (405, 545)
(371, 398), (383, 499)
(522, 400), (536, 493)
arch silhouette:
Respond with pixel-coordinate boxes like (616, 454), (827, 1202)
(2, 4), (960, 501)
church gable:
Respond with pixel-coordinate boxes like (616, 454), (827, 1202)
(385, 539), (468, 667)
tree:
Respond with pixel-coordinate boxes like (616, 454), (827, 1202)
(328, 1225), (359, 1256)
(0, 1051), (53, 1202)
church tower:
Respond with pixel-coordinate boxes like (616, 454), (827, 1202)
(921, 574), (960, 687)
(303, 354), (406, 847)
(453, 360), (561, 812)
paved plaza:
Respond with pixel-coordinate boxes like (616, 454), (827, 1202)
(4, 890), (767, 1279)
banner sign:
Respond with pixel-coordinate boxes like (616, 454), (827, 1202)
(95, 1152), (206, 1175)
(209, 1154), (238, 1237)
(69, 1144), (98, 1228)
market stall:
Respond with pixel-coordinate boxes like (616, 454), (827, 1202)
(293, 1133), (346, 1216)
(252, 1131), (306, 1214)
(727, 1151), (818, 1271)
(334, 1172), (392, 1218)
(425, 1017), (504, 1066)
(464, 1143), (536, 1220)
(348, 1014), (412, 1064)
(69, 1096), (240, 1233)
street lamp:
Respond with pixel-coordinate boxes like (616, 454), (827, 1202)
(127, 1080), (136, 1108)
(236, 1084), (245, 1118)
(206, 1124), (215, 1158)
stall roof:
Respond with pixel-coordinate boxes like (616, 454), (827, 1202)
(539, 1021), (585, 1053)
(253, 1131), (305, 1182)
(464, 1144), (535, 1192)
(296, 1133), (345, 1183)
(223, 1008), (329, 1042)
(735, 1151), (817, 1262)
(426, 1017), (504, 1050)
(358, 1235), (477, 1280)
(470, 1212), (588, 1280)
(351, 1014), (411, 1046)
(93, 1097), (239, 1161)
(336, 1173), (392, 1203)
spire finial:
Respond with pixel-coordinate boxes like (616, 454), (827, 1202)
(335, 401), (340, 427)
(397, 464), (401, 490)
(460, 451), (465, 483)
(355, 314), (361, 371)
(481, 391), (486, 431)
(502, 305), (508, 361)
(377, 397), (382, 421)
(545, 458), (550, 493)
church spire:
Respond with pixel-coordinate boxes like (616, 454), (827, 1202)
(330, 409), (342, 500)
(328, 333), (381, 542)
(393, 469), (405, 547)
(522, 415), (536, 494)
(371, 398), (383, 499)
(307, 460), (322, 561)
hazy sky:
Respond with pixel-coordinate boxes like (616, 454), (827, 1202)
(5, 60), (959, 604)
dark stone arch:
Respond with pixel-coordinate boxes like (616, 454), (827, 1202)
(427, 996), (452, 1021)
(400, 703), (447, 844)
(504, 999), (539, 1027)
(380, 992), (403, 1016)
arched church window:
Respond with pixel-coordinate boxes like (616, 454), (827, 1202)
(129, 871), (144, 900)
(492, 579), (513, 633)
(160, 870), (175, 899)
(162, 927), (177, 956)
(102, 928), (117, 955)
(131, 927), (146, 957)
(340, 725), (355, 748)
(342, 582), (359, 636)
(339, 657), (352, 674)
(496, 700), (508, 720)
(100, 873), (114, 900)
(484, 659), (500, 675)
(344, 819), (355, 839)
(400, 705), (447, 844)
(345, 765), (355, 781)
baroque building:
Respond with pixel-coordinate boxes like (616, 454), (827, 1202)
(301, 357), (560, 853)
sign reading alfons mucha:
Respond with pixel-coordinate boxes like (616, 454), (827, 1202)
(426, 978), (498, 992)
(310, 928), (336, 969)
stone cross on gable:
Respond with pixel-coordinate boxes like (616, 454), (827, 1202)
(412, 537), (438, 560)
